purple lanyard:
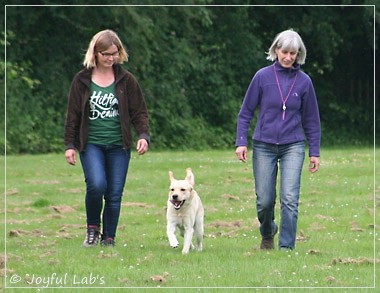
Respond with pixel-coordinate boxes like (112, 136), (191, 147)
(273, 64), (298, 120)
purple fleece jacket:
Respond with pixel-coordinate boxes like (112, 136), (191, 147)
(236, 61), (321, 157)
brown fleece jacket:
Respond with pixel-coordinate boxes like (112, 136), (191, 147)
(64, 64), (150, 152)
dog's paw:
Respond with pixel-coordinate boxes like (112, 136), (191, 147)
(169, 242), (179, 248)
(182, 249), (190, 255)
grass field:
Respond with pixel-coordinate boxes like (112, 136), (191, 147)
(1, 147), (379, 292)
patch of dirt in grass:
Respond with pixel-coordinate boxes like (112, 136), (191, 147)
(49, 214), (64, 220)
(26, 179), (61, 185)
(315, 214), (335, 221)
(204, 206), (218, 213)
(1, 254), (19, 276)
(7, 206), (37, 214)
(9, 229), (46, 238)
(252, 218), (260, 228)
(5, 253), (22, 263)
(307, 249), (321, 255)
(56, 231), (75, 239)
(120, 277), (129, 284)
(296, 230), (309, 242)
(368, 223), (379, 229)
(206, 220), (251, 238)
(243, 251), (254, 257)
(365, 204), (374, 216)
(59, 224), (83, 230)
(150, 275), (167, 284)
(50, 205), (76, 213)
(0, 268), (15, 277)
(307, 190), (325, 196)
(32, 241), (58, 249)
(57, 188), (83, 194)
(6, 188), (19, 195)
(9, 229), (27, 237)
(7, 211), (67, 224)
(309, 221), (326, 231)
(331, 257), (380, 265)
(0, 254), (6, 268)
(48, 259), (59, 266)
(39, 250), (57, 258)
(122, 202), (155, 208)
(56, 224), (84, 239)
(325, 276), (343, 285)
(98, 251), (120, 259)
(350, 221), (366, 232)
(221, 194), (240, 201)
(137, 252), (155, 265)
(207, 220), (244, 228)
(327, 180), (337, 186)
(31, 229), (45, 237)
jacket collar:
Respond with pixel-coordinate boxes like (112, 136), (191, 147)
(274, 60), (300, 73)
(78, 64), (128, 87)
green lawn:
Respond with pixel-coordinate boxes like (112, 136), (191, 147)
(1, 147), (379, 292)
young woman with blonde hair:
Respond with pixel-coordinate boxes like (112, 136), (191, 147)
(64, 29), (150, 247)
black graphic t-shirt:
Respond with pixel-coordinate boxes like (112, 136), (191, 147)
(87, 82), (123, 146)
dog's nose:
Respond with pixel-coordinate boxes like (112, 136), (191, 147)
(172, 195), (178, 200)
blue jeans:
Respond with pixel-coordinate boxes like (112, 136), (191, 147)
(252, 140), (305, 249)
(80, 144), (131, 240)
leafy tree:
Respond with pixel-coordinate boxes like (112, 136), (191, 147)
(2, 3), (377, 154)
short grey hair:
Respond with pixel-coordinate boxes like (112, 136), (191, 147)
(266, 29), (307, 65)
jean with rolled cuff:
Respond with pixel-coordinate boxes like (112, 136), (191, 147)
(252, 140), (305, 250)
(80, 144), (131, 240)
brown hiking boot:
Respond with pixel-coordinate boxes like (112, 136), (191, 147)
(260, 237), (274, 249)
(260, 224), (278, 250)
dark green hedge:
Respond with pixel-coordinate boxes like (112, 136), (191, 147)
(1, 2), (377, 154)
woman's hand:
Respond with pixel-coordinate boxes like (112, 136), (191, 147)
(136, 139), (149, 155)
(309, 156), (320, 173)
(236, 146), (248, 163)
(65, 149), (77, 165)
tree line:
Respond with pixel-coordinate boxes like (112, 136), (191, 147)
(1, 1), (377, 154)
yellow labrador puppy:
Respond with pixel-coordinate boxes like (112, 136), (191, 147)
(167, 168), (204, 254)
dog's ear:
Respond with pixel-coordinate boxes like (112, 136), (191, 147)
(169, 171), (174, 182)
(185, 168), (195, 187)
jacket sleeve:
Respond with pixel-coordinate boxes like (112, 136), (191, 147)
(301, 77), (321, 157)
(64, 75), (82, 150)
(125, 73), (150, 144)
(235, 73), (261, 147)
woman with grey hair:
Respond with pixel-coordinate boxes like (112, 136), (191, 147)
(64, 29), (150, 247)
(235, 29), (321, 250)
